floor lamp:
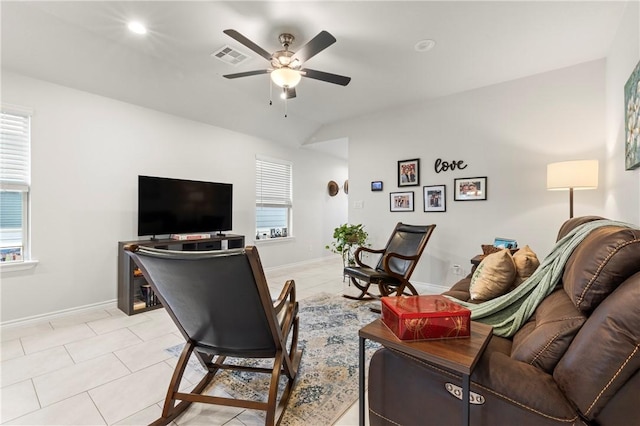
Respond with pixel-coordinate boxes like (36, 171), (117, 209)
(547, 160), (599, 218)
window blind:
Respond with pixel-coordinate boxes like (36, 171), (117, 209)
(256, 157), (292, 207)
(0, 110), (31, 191)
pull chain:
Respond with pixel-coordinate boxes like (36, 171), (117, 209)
(284, 87), (288, 118)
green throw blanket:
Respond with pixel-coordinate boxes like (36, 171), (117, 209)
(447, 219), (636, 337)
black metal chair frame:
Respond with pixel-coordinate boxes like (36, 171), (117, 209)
(124, 245), (302, 426)
(343, 223), (436, 300)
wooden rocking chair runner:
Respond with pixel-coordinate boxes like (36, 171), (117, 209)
(124, 245), (302, 426)
(343, 223), (436, 300)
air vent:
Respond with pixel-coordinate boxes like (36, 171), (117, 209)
(211, 45), (251, 66)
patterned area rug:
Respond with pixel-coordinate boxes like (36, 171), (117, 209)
(166, 293), (381, 425)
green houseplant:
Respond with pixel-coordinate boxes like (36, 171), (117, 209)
(325, 223), (369, 267)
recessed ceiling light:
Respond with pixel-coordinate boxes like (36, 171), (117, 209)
(414, 39), (436, 52)
(127, 21), (147, 35)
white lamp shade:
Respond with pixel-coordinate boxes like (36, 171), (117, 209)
(547, 160), (599, 190)
(270, 68), (302, 88)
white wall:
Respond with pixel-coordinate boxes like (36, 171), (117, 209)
(315, 60), (608, 290)
(0, 72), (348, 323)
(605, 0), (640, 223)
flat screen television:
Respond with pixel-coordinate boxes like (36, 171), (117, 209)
(138, 175), (233, 237)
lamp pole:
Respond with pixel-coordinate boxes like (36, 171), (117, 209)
(569, 187), (574, 218)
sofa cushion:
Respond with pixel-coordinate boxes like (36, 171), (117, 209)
(469, 249), (516, 301)
(562, 226), (640, 313)
(511, 290), (586, 374)
(512, 245), (540, 287)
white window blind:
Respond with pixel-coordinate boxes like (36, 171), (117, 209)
(1, 107), (31, 261)
(256, 157), (292, 207)
(0, 110), (31, 191)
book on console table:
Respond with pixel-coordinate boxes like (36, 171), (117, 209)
(170, 233), (211, 241)
(381, 295), (471, 341)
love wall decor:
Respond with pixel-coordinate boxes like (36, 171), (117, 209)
(434, 158), (467, 173)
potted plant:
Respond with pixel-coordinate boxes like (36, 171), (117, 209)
(325, 223), (369, 267)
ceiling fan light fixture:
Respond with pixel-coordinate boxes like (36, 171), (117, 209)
(271, 68), (302, 88)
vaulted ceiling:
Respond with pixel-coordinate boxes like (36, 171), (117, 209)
(1, 1), (628, 157)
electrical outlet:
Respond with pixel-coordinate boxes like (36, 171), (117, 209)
(452, 264), (462, 275)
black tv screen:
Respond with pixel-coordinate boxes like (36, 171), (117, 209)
(138, 176), (232, 237)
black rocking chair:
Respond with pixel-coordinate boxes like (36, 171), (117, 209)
(343, 222), (436, 300)
(124, 244), (302, 426)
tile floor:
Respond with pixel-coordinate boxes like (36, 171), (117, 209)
(0, 256), (370, 425)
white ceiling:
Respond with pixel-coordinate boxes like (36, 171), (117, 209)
(0, 1), (628, 158)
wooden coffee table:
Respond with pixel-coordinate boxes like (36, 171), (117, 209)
(358, 319), (493, 426)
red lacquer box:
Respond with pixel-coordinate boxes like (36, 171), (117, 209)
(381, 295), (471, 341)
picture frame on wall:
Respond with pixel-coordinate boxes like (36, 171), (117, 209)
(398, 158), (420, 187)
(624, 59), (640, 170)
(454, 177), (487, 201)
(423, 185), (446, 212)
(390, 191), (414, 212)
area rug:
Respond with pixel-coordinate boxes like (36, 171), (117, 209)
(166, 293), (381, 425)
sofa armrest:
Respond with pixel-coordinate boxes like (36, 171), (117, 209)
(442, 275), (472, 302)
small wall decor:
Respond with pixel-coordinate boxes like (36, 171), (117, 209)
(343, 179), (349, 194)
(423, 185), (446, 212)
(454, 177), (487, 201)
(328, 180), (339, 196)
(625, 59), (640, 170)
(371, 181), (383, 191)
(390, 191), (414, 212)
(398, 158), (420, 187)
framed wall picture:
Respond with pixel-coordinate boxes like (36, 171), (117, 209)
(390, 191), (414, 212)
(398, 158), (420, 187)
(454, 177), (487, 201)
(371, 181), (383, 191)
(423, 185), (446, 212)
(624, 59), (640, 170)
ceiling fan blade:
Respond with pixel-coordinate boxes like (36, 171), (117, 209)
(223, 69), (269, 79)
(301, 68), (351, 86)
(223, 29), (272, 61)
(292, 31), (336, 63)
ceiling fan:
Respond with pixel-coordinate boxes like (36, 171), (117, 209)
(222, 29), (351, 100)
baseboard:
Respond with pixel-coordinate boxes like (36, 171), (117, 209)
(1, 257), (337, 328)
(1, 299), (118, 329)
(412, 281), (450, 295)
(263, 255), (339, 273)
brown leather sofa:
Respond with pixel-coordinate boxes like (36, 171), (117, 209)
(367, 216), (640, 425)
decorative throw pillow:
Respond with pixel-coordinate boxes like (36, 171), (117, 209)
(512, 245), (540, 288)
(469, 249), (516, 301)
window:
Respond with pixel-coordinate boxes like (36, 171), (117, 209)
(0, 107), (31, 263)
(256, 156), (292, 239)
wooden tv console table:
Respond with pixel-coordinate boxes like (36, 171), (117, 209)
(117, 234), (245, 315)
